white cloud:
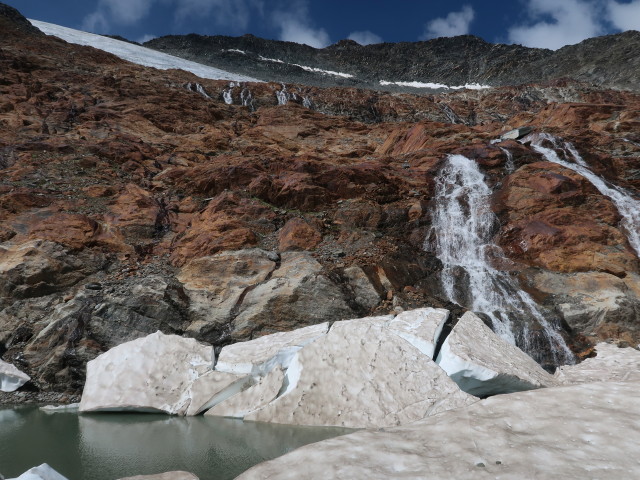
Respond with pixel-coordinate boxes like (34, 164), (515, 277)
(421, 5), (474, 40)
(272, 1), (330, 48)
(348, 30), (383, 45)
(508, 0), (604, 49)
(81, 11), (109, 32)
(607, 0), (640, 31)
(174, 0), (257, 29)
(82, 0), (262, 33)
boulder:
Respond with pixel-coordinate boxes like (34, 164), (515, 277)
(79, 331), (213, 415)
(554, 342), (640, 384)
(237, 382), (640, 480)
(7, 464), (69, 480)
(229, 251), (356, 340)
(116, 472), (199, 480)
(342, 265), (382, 311)
(245, 317), (476, 428)
(0, 359), (30, 392)
(436, 312), (557, 396)
(532, 270), (640, 338)
(177, 249), (277, 340)
(500, 126), (533, 141)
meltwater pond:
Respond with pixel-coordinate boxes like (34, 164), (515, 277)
(0, 406), (352, 480)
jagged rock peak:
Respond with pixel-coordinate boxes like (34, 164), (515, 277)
(0, 2), (43, 35)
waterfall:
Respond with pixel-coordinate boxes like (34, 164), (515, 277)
(427, 154), (574, 366)
(276, 84), (289, 105)
(222, 82), (235, 105)
(499, 147), (515, 173)
(526, 133), (640, 256)
(240, 87), (253, 109)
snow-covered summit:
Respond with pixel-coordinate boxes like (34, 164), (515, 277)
(29, 20), (261, 83)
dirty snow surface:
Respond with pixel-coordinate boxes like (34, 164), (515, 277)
(30, 20), (261, 83)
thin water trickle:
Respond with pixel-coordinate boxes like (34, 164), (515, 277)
(426, 154), (574, 365)
(526, 132), (640, 256)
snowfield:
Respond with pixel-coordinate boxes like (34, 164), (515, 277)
(30, 20), (261, 83)
(380, 80), (491, 90)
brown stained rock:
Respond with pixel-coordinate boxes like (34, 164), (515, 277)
(105, 183), (160, 239)
(170, 193), (271, 266)
(497, 162), (638, 273)
(277, 217), (322, 252)
(26, 213), (100, 251)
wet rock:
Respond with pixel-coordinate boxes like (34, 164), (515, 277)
(342, 265), (381, 311)
(237, 382), (640, 480)
(532, 270), (640, 339)
(229, 251), (356, 340)
(0, 358), (30, 392)
(436, 312), (558, 396)
(554, 342), (640, 384)
(79, 331), (213, 415)
(177, 249), (276, 341)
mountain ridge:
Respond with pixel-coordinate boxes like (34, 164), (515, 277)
(144, 29), (640, 92)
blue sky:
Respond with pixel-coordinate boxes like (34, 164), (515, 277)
(5, 0), (640, 49)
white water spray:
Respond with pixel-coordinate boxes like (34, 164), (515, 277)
(222, 82), (235, 105)
(427, 154), (574, 365)
(276, 84), (289, 105)
(527, 133), (640, 256)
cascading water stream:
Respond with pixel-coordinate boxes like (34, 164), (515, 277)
(526, 133), (640, 256)
(426, 154), (574, 366)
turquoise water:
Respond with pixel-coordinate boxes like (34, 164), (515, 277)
(0, 406), (351, 479)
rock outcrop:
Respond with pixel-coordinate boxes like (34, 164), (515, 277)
(435, 312), (558, 396)
(1, 3), (640, 400)
(237, 381), (640, 479)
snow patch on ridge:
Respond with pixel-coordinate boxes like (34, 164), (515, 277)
(380, 80), (491, 90)
(258, 55), (354, 78)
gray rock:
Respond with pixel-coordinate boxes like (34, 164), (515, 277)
(229, 251), (356, 340)
(343, 265), (381, 311)
(532, 271), (640, 336)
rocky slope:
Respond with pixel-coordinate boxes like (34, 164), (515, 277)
(144, 30), (640, 92)
(1, 3), (639, 401)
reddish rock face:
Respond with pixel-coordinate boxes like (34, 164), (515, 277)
(1, 10), (640, 398)
(278, 218), (322, 252)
